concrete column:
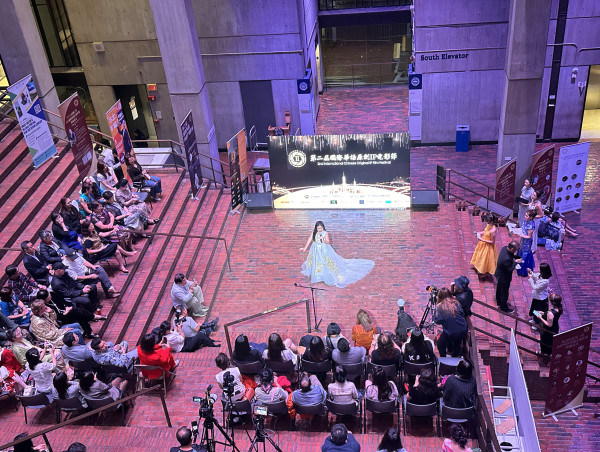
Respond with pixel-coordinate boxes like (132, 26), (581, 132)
(148, 0), (222, 183)
(0, 0), (62, 135)
(497, 0), (551, 185)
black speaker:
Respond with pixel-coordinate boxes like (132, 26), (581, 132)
(410, 190), (439, 211)
(246, 192), (274, 211)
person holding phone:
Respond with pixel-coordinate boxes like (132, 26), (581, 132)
(527, 263), (552, 330)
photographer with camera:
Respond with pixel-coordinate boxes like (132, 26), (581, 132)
(170, 426), (205, 452)
(433, 288), (468, 358)
(157, 308), (218, 353)
(214, 352), (253, 402)
(451, 276), (473, 317)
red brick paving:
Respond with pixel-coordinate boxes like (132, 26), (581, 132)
(1, 88), (599, 451)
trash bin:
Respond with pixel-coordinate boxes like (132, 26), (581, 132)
(456, 125), (470, 152)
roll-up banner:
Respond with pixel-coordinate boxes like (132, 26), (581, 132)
(105, 100), (130, 181)
(181, 111), (202, 198)
(530, 145), (554, 206)
(58, 93), (93, 178)
(553, 142), (590, 214)
(7, 75), (57, 168)
(494, 158), (516, 209)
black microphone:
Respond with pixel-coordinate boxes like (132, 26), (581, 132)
(294, 283), (298, 287)
(207, 384), (213, 392)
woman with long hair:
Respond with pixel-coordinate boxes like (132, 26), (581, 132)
(528, 262), (552, 329)
(371, 333), (402, 368)
(376, 427), (408, 452)
(59, 197), (84, 234)
(96, 160), (118, 193)
(434, 288), (468, 358)
(115, 178), (153, 218)
(53, 371), (86, 406)
(351, 309), (377, 352)
(232, 334), (264, 364)
(365, 366), (398, 402)
(262, 332), (298, 364)
(470, 212), (498, 279)
(300, 220), (374, 288)
(89, 201), (135, 251)
(81, 219), (133, 272)
(78, 182), (98, 217)
(327, 366), (359, 404)
(402, 328), (435, 364)
(442, 424), (472, 452)
(514, 209), (536, 276)
(50, 212), (82, 251)
(536, 293), (563, 357)
(407, 368), (440, 405)
(302, 336), (330, 363)
(126, 155), (162, 201)
(79, 371), (126, 401)
(25, 347), (56, 397)
(137, 334), (177, 379)
(528, 189), (544, 254)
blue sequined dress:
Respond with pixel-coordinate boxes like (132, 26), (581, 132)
(301, 231), (374, 288)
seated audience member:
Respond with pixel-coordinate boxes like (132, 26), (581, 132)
(50, 262), (99, 313)
(12, 432), (48, 452)
(351, 309), (377, 352)
(365, 366), (398, 402)
(402, 328), (435, 364)
(60, 197), (84, 234)
(292, 374), (326, 406)
(433, 288), (468, 358)
(137, 333), (178, 379)
(5, 265), (45, 304)
(65, 443), (87, 452)
(127, 154), (163, 201)
(302, 336), (331, 363)
(81, 220), (132, 272)
(21, 241), (52, 285)
(63, 248), (120, 299)
(30, 299), (85, 347)
(39, 231), (65, 265)
(37, 290), (102, 339)
(89, 201), (134, 251)
(170, 426), (204, 452)
(451, 276), (473, 317)
(78, 182), (98, 216)
(115, 179), (154, 219)
(0, 346), (23, 374)
(442, 359), (477, 409)
(159, 309), (218, 353)
(253, 368), (287, 405)
(171, 273), (208, 318)
(0, 287), (31, 326)
(232, 334), (264, 365)
(327, 366), (359, 404)
(9, 326), (57, 367)
(96, 160), (118, 193)
(61, 332), (94, 363)
(406, 368), (440, 405)
(370, 333), (402, 369)
(0, 362), (27, 395)
(323, 322), (346, 350)
(25, 347), (57, 397)
(53, 371), (86, 406)
(550, 211), (577, 238)
(442, 424), (473, 452)
(79, 370), (127, 401)
(0, 311), (17, 336)
(176, 307), (218, 339)
(51, 212), (82, 251)
(321, 423), (361, 452)
(214, 352), (253, 402)
(263, 332), (298, 365)
(376, 428), (407, 452)
(90, 338), (137, 370)
(103, 190), (149, 232)
(332, 338), (366, 366)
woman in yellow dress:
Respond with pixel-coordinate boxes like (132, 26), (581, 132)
(470, 213), (498, 279)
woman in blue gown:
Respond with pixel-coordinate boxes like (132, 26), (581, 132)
(514, 209), (536, 277)
(300, 221), (374, 288)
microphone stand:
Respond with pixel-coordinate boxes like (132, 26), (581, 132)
(294, 282), (325, 333)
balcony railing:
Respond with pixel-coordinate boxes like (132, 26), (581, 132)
(319, 0), (412, 10)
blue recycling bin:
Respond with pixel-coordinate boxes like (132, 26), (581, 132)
(456, 125), (470, 152)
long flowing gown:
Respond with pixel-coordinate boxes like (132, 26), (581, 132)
(516, 219), (535, 276)
(301, 231), (374, 288)
(470, 224), (498, 275)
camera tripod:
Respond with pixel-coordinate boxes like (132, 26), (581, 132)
(246, 417), (283, 452)
(419, 291), (437, 333)
(198, 389), (240, 452)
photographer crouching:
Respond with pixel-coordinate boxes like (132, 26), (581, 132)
(433, 288), (468, 358)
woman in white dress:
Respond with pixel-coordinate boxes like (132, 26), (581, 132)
(518, 178), (534, 226)
(300, 221), (374, 288)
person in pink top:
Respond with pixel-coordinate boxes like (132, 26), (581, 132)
(442, 424), (472, 452)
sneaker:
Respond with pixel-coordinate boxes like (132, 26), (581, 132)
(500, 308), (515, 314)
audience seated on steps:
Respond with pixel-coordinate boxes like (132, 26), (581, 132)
(29, 299), (85, 347)
(0, 287), (31, 326)
(50, 262), (100, 313)
(62, 248), (120, 299)
(5, 265), (46, 305)
(38, 290), (102, 339)
(51, 212), (83, 251)
(21, 241), (52, 286)
(39, 230), (66, 266)
(90, 337), (137, 371)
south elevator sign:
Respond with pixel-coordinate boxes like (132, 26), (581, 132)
(420, 53), (469, 61)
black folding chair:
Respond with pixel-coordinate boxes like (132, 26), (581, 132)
(85, 395), (126, 426)
(326, 399), (362, 433)
(234, 360), (264, 375)
(262, 399), (289, 430)
(364, 397), (399, 433)
(402, 398), (439, 436)
(17, 392), (53, 424)
(55, 396), (86, 423)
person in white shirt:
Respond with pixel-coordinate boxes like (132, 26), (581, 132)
(528, 263), (552, 330)
(63, 248), (119, 298)
(170, 273), (207, 317)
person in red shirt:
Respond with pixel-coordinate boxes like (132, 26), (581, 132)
(137, 334), (178, 379)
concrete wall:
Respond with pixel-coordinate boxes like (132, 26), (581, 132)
(413, 0), (600, 143)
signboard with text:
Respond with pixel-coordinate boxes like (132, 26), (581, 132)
(226, 131), (244, 211)
(495, 159), (516, 209)
(181, 111), (202, 198)
(105, 100), (130, 181)
(268, 133), (410, 209)
(544, 323), (592, 417)
(7, 75), (57, 168)
(58, 93), (93, 178)
(553, 142), (590, 214)
(531, 145), (554, 206)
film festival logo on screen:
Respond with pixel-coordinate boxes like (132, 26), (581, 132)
(288, 150), (307, 168)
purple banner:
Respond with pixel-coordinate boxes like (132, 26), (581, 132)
(531, 145), (554, 206)
(58, 93), (94, 178)
(181, 111), (202, 198)
(494, 159), (516, 209)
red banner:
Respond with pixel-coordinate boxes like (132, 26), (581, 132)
(105, 100), (130, 181)
(494, 159), (516, 209)
(531, 145), (554, 206)
(544, 323), (593, 417)
(58, 93), (94, 179)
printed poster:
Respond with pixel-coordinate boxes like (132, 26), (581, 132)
(105, 100), (130, 181)
(544, 323), (592, 417)
(58, 93), (93, 178)
(181, 111), (202, 198)
(7, 75), (57, 168)
(237, 129), (248, 194)
(494, 158), (516, 209)
(553, 142), (590, 214)
(227, 131), (243, 211)
(531, 145), (554, 206)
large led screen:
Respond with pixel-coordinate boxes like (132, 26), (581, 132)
(268, 133), (410, 209)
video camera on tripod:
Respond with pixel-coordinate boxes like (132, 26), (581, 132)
(419, 285), (439, 331)
(192, 385), (240, 452)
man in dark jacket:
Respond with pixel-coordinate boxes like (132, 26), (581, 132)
(452, 276), (473, 316)
(21, 241), (52, 285)
(38, 231), (64, 265)
(321, 424), (360, 452)
(494, 241), (522, 313)
(50, 262), (100, 313)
